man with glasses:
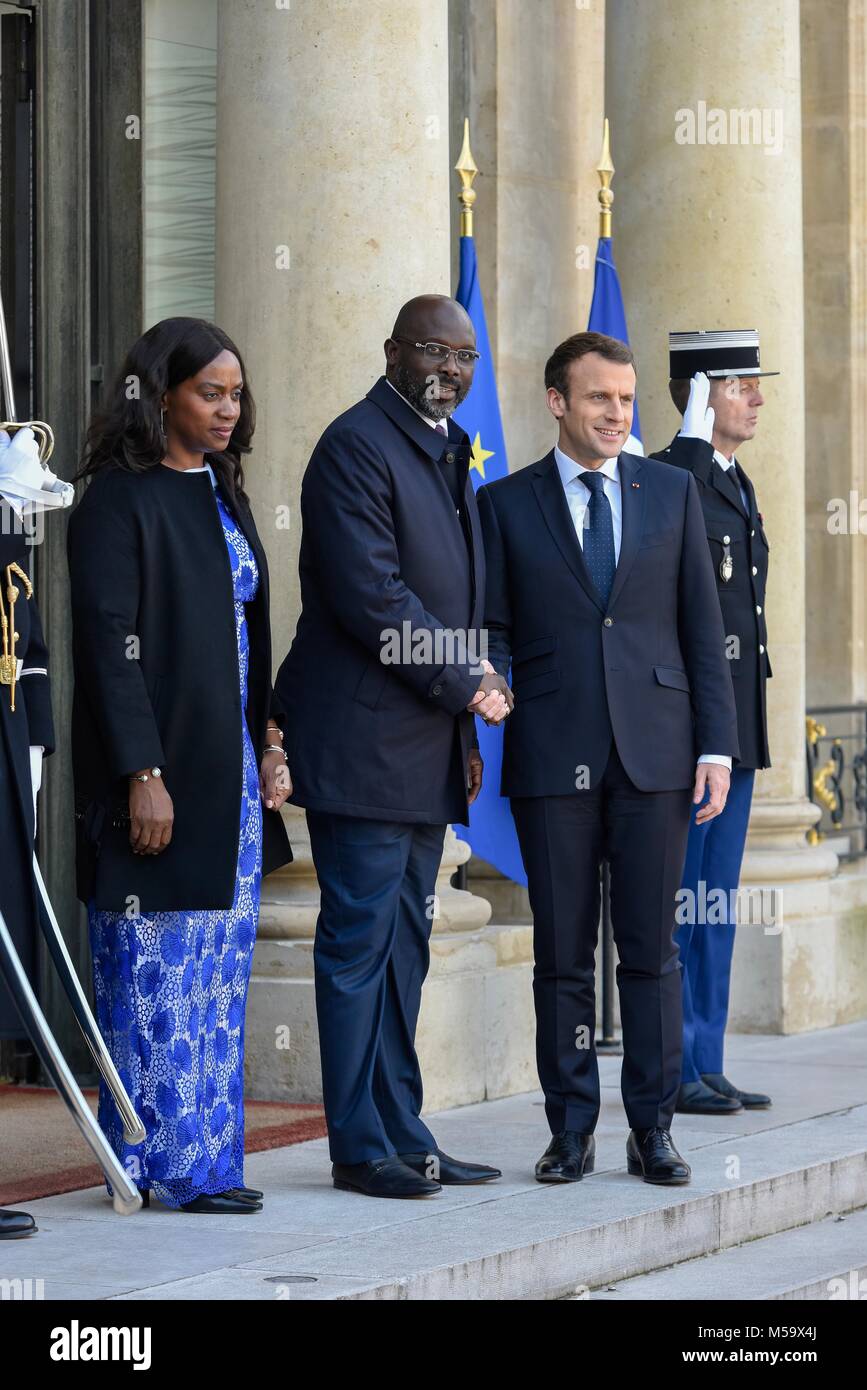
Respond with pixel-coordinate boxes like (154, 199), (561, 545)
(275, 294), (512, 1199)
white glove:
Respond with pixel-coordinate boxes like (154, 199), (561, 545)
(29, 745), (44, 834)
(0, 427), (73, 517)
(679, 372), (715, 443)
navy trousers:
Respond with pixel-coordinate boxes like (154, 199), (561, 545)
(306, 810), (446, 1164)
(511, 742), (692, 1135)
(677, 766), (755, 1082)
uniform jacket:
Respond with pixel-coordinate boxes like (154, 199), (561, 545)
(0, 509), (55, 1036)
(651, 434), (771, 769)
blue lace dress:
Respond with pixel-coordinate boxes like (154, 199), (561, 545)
(88, 472), (263, 1208)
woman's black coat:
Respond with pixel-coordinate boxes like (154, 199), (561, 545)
(0, 510), (55, 1037)
(67, 463), (292, 912)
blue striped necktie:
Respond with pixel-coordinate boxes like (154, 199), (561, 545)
(580, 470), (616, 606)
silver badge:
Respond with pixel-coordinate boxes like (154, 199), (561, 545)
(720, 552), (733, 583)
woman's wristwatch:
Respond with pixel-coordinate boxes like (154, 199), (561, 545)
(130, 767), (162, 783)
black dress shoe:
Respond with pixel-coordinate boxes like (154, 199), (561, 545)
(0, 1207), (37, 1239)
(675, 1080), (743, 1115)
(398, 1149), (501, 1185)
(332, 1156), (441, 1198)
(701, 1072), (772, 1109)
(535, 1132), (596, 1182)
(222, 1186), (264, 1202)
(627, 1128), (691, 1185)
(180, 1193), (263, 1213)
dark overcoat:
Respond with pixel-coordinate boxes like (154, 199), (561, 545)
(274, 377), (485, 825)
(67, 463), (292, 912)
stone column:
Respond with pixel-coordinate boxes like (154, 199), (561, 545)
(214, 0), (530, 1103)
(607, 0), (850, 1035)
(448, 0), (606, 925)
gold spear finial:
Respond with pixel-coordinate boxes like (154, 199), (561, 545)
(455, 117), (478, 238)
(597, 117), (614, 239)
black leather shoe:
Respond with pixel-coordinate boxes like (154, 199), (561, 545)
(332, 1155), (441, 1198)
(398, 1149), (501, 1184)
(535, 1132), (596, 1182)
(627, 1128), (691, 1185)
(0, 1207), (37, 1238)
(180, 1193), (263, 1213)
(701, 1072), (771, 1109)
(222, 1186), (264, 1202)
(675, 1080), (743, 1115)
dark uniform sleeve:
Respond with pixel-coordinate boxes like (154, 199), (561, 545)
(19, 593), (55, 755)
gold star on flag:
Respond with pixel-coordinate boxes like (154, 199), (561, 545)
(469, 431), (495, 479)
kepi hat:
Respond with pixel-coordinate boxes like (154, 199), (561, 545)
(669, 329), (779, 379)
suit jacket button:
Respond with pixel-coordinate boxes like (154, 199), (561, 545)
(603, 617), (613, 627)
(759, 644), (765, 653)
(723, 534), (731, 544)
(756, 604), (762, 614)
(752, 565), (758, 575)
(432, 683), (443, 696)
(446, 452), (455, 463)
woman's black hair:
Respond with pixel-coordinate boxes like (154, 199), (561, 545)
(76, 317), (254, 500)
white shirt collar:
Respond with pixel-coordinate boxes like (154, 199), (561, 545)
(385, 377), (443, 430)
(174, 461), (218, 487)
(554, 443), (619, 488)
(713, 447), (737, 473)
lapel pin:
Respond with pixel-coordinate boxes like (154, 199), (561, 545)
(632, 481), (640, 488)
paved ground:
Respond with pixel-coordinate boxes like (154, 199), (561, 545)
(3, 1022), (866, 1300)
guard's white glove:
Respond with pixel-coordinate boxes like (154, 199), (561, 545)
(29, 744), (44, 835)
(0, 428), (73, 517)
(679, 372), (715, 443)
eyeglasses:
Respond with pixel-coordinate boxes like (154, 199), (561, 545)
(393, 338), (481, 367)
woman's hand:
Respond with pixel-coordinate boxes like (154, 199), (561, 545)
(260, 750), (292, 811)
(129, 776), (174, 855)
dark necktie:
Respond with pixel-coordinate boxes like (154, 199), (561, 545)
(580, 470), (616, 606)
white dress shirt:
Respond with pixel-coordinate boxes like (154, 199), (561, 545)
(555, 444), (730, 773)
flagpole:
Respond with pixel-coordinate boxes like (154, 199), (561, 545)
(595, 115), (622, 1056)
(451, 117), (479, 894)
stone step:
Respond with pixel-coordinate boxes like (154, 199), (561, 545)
(582, 1206), (867, 1301)
(107, 1100), (867, 1301)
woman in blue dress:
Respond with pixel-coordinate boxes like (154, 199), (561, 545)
(68, 318), (293, 1213)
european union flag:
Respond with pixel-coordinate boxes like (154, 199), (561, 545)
(453, 234), (527, 886)
(587, 236), (643, 452)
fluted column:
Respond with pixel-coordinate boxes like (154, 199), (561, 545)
(214, 0), (513, 1100)
(607, 0), (840, 1032)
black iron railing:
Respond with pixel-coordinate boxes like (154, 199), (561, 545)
(806, 704), (867, 861)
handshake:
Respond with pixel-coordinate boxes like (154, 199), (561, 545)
(466, 658), (513, 725)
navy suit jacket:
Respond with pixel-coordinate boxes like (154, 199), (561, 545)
(477, 448), (740, 797)
(274, 377), (485, 824)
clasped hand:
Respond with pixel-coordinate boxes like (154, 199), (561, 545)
(467, 658), (514, 724)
